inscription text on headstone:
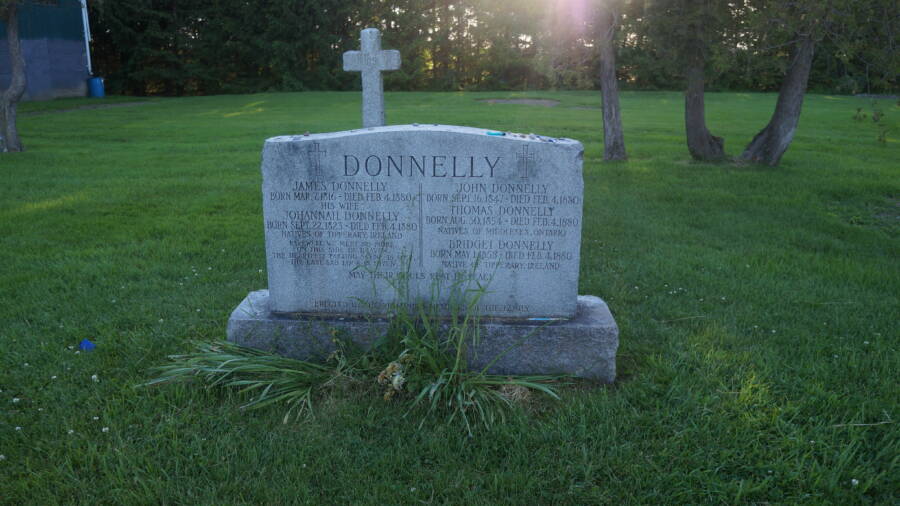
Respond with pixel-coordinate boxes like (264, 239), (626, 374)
(262, 125), (584, 318)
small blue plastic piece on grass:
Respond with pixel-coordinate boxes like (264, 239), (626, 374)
(79, 338), (96, 351)
(486, 131), (505, 136)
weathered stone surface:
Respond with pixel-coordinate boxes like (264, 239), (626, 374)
(342, 28), (401, 128)
(262, 124), (584, 319)
(227, 290), (618, 382)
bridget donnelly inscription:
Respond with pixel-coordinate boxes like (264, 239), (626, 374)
(262, 124), (584, 319)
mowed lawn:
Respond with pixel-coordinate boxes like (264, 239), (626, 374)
(1, 91), (897, 504)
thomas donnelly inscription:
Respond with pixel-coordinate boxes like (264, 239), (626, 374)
(262, 125), (584, 319)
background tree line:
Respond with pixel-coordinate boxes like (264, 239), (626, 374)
(89, 0), (897, 97)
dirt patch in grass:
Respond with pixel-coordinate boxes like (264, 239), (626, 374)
(479, 98), (560, 107)
(24, 101), (154, 116)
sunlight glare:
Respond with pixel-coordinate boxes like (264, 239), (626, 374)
(555, 0), (590, 23)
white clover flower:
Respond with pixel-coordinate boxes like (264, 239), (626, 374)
(12, 398), (20, 403)
(851, 478), (859, 486)
(102, 427), (109, 433)
(91, 374), (99, 382)
(67, 429), (74, 435)
(15, 427), (22, 431)
(92, 416), (99, 421)
(0, 454), (5, 460)
(51, 376), (57, 380)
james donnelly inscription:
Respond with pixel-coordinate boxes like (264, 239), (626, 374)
(262, 124), (584, 319)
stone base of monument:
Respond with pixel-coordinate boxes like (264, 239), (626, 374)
(227, 290), (619, 383)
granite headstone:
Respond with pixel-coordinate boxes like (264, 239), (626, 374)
(261, 125), (583, 319)
(229, 125), (619, 381)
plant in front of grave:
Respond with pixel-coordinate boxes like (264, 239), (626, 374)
(144, 339), (361, 423)
(146, 256), (563, 433)
(366, 254), (564, 435)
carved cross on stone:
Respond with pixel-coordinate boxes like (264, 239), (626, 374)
(307, 142), (326, 178)
(343, 28), (401, 128)
(517, 145), (536, 180)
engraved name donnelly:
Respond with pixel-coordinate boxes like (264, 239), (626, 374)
(342, 154), (502, 178)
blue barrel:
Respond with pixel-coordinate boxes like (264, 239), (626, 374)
(88, 77), (105, 98)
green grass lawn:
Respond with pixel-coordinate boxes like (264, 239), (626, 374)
(1, 91), (897, 504)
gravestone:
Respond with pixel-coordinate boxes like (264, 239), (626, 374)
(227, 28), (618, 381)
(261, 125), (582, 319)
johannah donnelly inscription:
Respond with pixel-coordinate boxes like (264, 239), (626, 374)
(261, 124), (584, 318)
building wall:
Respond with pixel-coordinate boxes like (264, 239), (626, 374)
(0, 0), (90, 101)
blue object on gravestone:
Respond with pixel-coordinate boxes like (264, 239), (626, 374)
(88, 77), (105, 98)
(79, 338), (96, 351)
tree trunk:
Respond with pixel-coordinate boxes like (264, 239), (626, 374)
(684, 51), (724, 161)
(740, 36), (815, 166)
(598, 4), (626, 161)
(1, 3), (26, 153)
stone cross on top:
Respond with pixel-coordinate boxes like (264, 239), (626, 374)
(343, 28), (401, 128)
